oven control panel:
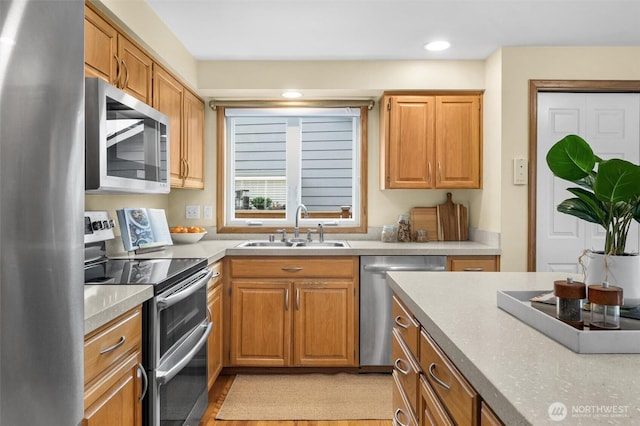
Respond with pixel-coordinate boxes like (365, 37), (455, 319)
(84, 211), (115, 244)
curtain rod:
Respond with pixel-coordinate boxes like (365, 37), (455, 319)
(209, 99), (375, 110)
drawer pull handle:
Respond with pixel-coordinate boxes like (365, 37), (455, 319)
(99, 336), (126, 354)
(394, 358), (410, 376)
(393, 408), (409, 426)
(281, 266), (303, 272)
(394, 315), (410, 329)
(428, 363), (451, 390)
(463, 267), (484, 271)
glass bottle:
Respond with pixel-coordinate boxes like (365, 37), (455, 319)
(553, 277), (586, 329)
(381, 225), (397, 242)
(397, 215), (411, 242)
(588, 282), (623, 330)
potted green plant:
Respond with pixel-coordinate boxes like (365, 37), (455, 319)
(546, 134), (640, 303)
(250, 196), (271, 210)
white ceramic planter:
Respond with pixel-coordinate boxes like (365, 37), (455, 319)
(585, 251), (640, 307)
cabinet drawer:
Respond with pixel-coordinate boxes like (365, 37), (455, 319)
(392, 329), (420, 417)
(480, 401), (504, 426)
(393, 294), (420, 355)
(420, 330), (478, 426)
(85, 307), (142, 385)
(420, 375), (454, 426)
(229, 257), (356, 279)
(447, 256), (499, 272)
(392, 370), (419, 426)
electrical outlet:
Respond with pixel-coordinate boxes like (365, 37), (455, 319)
(185, 205), (200, 219)
(203, 205), (213, 219)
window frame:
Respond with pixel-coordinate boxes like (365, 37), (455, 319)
(216, 104), (368, 234)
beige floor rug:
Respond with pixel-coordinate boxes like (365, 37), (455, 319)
(216, 373), (392, 420)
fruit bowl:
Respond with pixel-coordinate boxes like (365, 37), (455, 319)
(170, 232), (207, 244)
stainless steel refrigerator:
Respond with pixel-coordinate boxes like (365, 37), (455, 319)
(1, 0), (84, 424)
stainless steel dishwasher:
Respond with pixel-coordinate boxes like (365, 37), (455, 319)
(359, 255), (446, 366)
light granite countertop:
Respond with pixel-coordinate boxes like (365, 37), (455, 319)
(108, 238), (500, 262)
(387, 271), (640, 425)
(84, 284), (153, 334)
(88, 238), (500, 336)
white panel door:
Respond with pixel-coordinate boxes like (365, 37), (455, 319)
(536, 93), (640, 272)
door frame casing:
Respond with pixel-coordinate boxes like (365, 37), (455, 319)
(527, 80), (640, 271)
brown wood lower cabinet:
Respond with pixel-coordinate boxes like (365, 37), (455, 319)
(420, 330), (479, 425)
(447, 255), (500, 272)
(83, 306), (144, 426)
(207, 260), (223, 389)
(226, 256), (358, 367)
(392, 292), (504, 426)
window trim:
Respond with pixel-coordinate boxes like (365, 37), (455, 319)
(216, 104), (368, 234)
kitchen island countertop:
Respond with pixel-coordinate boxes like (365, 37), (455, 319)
(387, 271), (640, 425)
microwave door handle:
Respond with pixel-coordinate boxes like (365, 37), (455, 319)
(155, 321), (212, 386)
(156, 269), (212, 311)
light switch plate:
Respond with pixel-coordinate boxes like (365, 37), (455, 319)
(203, 205), (213, 219)
(186, 205), (200, 219)
(513, 157), (528, 185)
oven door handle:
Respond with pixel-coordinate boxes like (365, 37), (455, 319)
(155, 321), (212, 386)
(156, 269), (213, 311)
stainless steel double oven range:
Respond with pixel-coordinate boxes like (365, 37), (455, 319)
(84, 211), (213, 426)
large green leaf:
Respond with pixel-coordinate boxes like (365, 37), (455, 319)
(565, 187), (607, 226)
(594, 159), (640, 203)
(546, 134), (596, 182)
(557, 198), (602, 224)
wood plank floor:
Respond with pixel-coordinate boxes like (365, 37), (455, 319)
(199, 375), (391, 426)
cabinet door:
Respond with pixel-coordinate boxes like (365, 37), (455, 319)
(435, 96), (481, 188)
(153, 65), (184, 188)
(182, 90), (205, 189)
(117, 36), (153, 104)
(84, 5), (118, 84)
(207, 283), (223, 389)
(83, 352), (143, 426)
(293, 281), (355, 366)
(230, 281), (292, 366)
(387, 96), (436, 188)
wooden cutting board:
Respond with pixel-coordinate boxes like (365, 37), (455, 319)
(436, 192), (468, 241)
(409, 207), (439, 241)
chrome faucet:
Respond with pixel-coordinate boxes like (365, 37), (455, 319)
(294, 204), (308, 238)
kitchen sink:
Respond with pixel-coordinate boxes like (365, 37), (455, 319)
(236, 240), (349, 248)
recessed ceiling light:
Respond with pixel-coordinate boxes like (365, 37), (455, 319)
(424, 41), (450, 52)
(282, 91), (302, 99)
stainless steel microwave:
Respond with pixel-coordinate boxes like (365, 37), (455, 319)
(85, 78), (170, 194)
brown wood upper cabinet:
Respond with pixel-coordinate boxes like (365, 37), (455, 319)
(380, 92), (482, 189)
(84, 2), (205, 190)
(153, 65), (205, 189)
(84, 4), (152, 104)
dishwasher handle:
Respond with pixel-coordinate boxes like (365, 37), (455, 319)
(363, 264), (445, 272)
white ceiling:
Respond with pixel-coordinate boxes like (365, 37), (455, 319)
(146, 0), (640, 61)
